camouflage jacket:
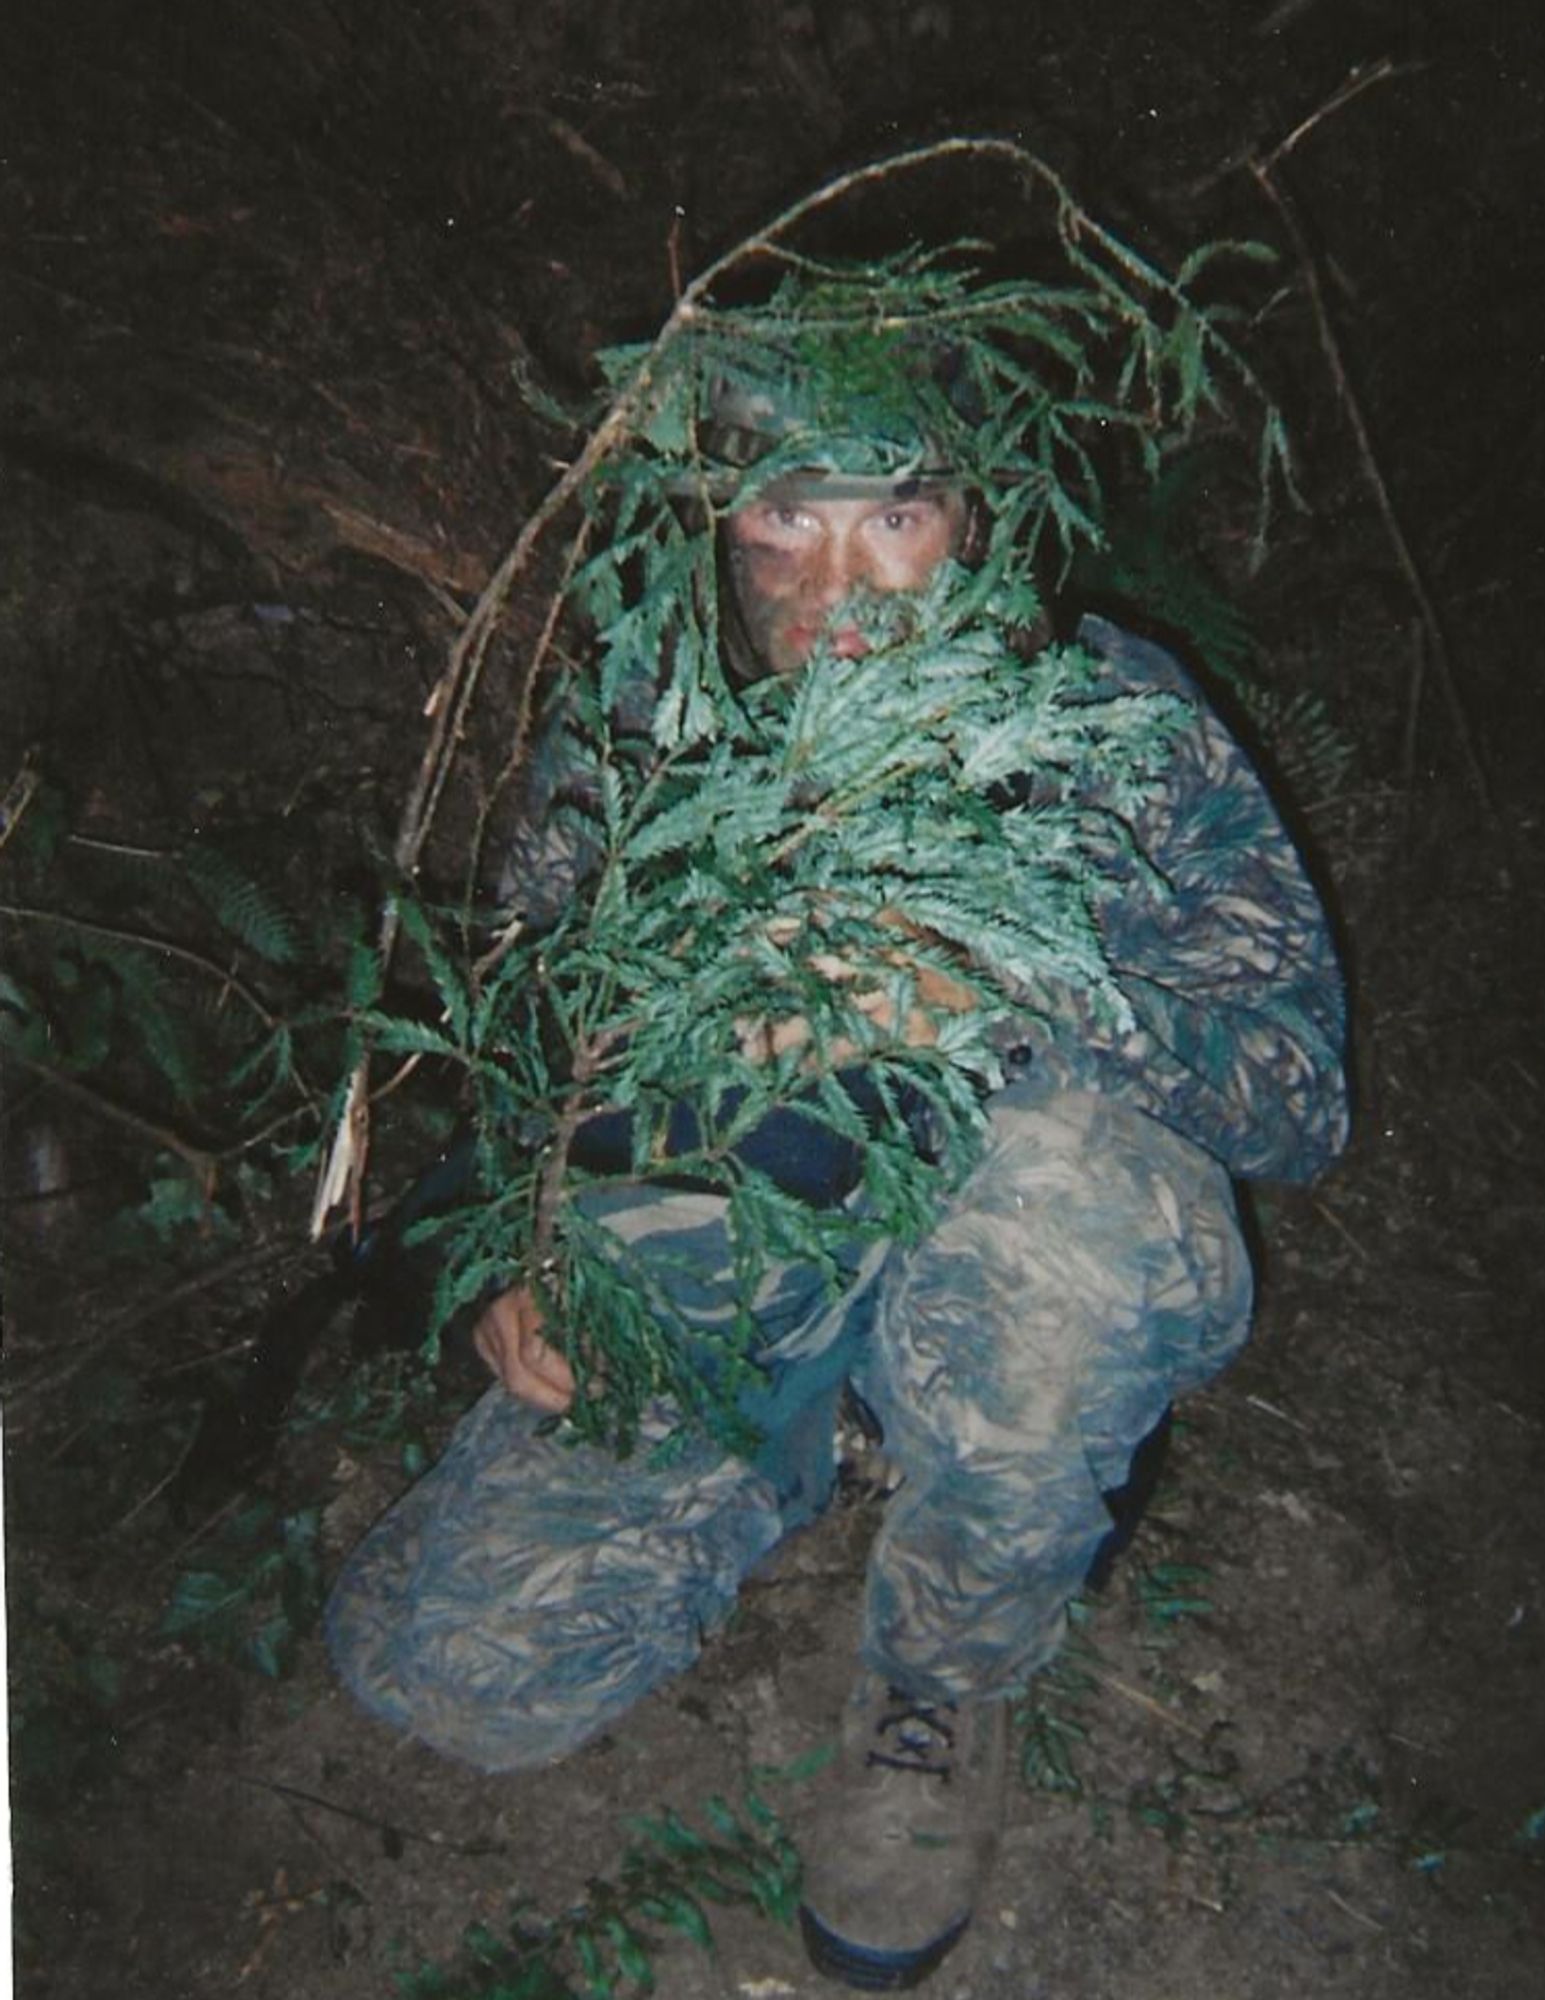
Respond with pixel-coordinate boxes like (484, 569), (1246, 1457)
(997, 615), (1348, 1184)
(499, 613), (1349, 1190)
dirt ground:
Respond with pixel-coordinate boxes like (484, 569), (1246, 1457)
(4, 3), (1543, 1997)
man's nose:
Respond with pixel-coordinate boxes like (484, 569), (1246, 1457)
(803, 531), (870, 608)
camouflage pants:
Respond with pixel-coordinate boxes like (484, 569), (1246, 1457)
(325, 1083), (1252, 1771)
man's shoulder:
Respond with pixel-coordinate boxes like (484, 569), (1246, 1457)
(1072, 613), (1201, 702)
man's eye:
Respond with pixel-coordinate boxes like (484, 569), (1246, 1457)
(744, 505), (814, 545)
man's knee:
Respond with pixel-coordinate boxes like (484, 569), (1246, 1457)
(859, 1086), (1251, 1457)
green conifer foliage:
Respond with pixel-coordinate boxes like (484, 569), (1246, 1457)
(360, 145), (1293, 1456)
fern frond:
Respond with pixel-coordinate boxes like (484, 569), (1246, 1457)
(1241, 687), (1356, 808)
(182, 846), (297, 965)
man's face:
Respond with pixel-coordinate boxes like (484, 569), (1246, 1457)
(726, 483), (968, 677)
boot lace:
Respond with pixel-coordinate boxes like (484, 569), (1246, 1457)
(866, 1687), (957, 1782)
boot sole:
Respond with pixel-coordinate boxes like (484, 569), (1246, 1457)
(798, 1905), (971, 1990)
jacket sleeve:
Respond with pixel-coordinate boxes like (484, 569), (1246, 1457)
(1021, 617), (1350, 1184)
(495, 687), (606, 932)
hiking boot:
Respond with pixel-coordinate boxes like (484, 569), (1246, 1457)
(798, 1672), (1008, 1990)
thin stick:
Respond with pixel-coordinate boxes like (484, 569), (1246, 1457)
(1260, 58), (1410, 173)
(1310, 1193), (1372, 1265)
(1397, 613), (1427, 789)
(4, 1045), (216, 1181)
(1247, 158), (1496, 822)
(3, 1242), (294, 1414)
(156, 1490), (243, 1574)
(236, 1775), (508, 1858)
(150, 1334), (261, 1379)
(111, 1239), (304, 1335)
(0, 901), (280, 1029)
(1088, 1665), (1207, 1739)
(1244, 1392), (1311, 1434)
(1324, 1886), (1387, 1933)
(112, 1430), (201, 1532)
(0, 750), (42, 856)
(1188, 58), (1413, 195)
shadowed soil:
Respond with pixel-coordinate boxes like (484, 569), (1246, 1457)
(4, 4), (1542, 1996)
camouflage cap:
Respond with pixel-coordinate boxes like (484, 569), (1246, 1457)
(690, 330), (975, 503)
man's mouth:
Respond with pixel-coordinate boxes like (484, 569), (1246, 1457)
(789, 621), (871, 661)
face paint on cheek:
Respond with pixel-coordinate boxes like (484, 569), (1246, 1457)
(729, 548), (813, 676)
(726, 490), (969, 675)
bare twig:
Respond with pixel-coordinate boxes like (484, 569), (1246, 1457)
(3, 1045), (218, 1182)
(224, 1100), (317, 1157)
(66, 832), (173, 858)
(1398, 614), (1427, 789)
(149, 1334), (261, 1378)
(366, 1049), (425, 1104)
(530, 1023), (629, 1263)
(110, 1239), (305, 1338)
(1188, 58), (1415, 195)
(0, 901), (282, 1030)
(2, 1245), (293, 1421)
(1247, 156), (1497, 822)
(538, 113), (630, 201)
(236, 1774), (508, 1858)
(1258, 58), (1411, 173)
(112, 1426), (203, 1532)
(0, 747), (43, 856)
(1244, 1392), (1311, 1433)
(1310, 1193), (1372, 1265)
(317, 495), (488, 600)
(1088, 1666), (1208, 1739)
(1324, 1886), (1387, 1933)
(156, 1490), (244, 1574)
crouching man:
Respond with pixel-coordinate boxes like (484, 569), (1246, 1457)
(327, 277), (1347, 1990)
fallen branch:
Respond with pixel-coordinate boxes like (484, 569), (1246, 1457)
(236, 1774), (508, 1859)
(0, 901), (282, 1033)
(4, 1044), (218, 1185)
(1249, 156), (1494, 817)
(0, 747), (43, 857)
(538, 112), (630, 201)
(1088, 1665), (1208, 1739)
(1186, 56), (1417, 196)
(1234, 70), (1497, 823)
(1257, 57), (1412, 174)
(6, 1241), (294, 1408)
(317, 494), (486, 599)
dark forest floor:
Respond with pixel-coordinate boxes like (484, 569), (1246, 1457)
(3, 4), (1544, 1996)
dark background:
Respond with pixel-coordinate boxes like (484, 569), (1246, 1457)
(3, 4), (1543, 1996)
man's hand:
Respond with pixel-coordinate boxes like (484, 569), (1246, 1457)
(738, 910), (980, 1065)
(472, 1284), (576, 1415)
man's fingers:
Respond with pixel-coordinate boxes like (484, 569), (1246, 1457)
(513, 1358), (574, 1415)
(472, 1286), (576, 1413)
(473, 1316), (501, 1375)
(524, 1329), (577, 1400)
(504, 1324), (576, 1410)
